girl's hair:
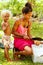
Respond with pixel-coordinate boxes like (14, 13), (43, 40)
(25, 2), (32, 7)
(22, 2), (32, 14)
(1, 9), (12, 18)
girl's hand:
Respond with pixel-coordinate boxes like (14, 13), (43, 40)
(4, 23), (8, 27)
(34, 40), (40, 46)
(23, 35), (29, 39)
(6, 44), (10, 48)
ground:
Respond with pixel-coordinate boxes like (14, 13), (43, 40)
(0, 49), (43, 65)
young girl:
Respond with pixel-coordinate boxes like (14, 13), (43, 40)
(1, 10), (12, 61)
(12, 2), (40, 59)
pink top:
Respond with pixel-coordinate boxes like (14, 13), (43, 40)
(17, 24), (27, 35)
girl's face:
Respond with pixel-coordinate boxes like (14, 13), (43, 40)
(3, 13), (10, 21)
(23, 12), (32, 20)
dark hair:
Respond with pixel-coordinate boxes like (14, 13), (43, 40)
(22, 6), (32, 14)
(22, 2), (32, 14)
(25, 2), (31, 7)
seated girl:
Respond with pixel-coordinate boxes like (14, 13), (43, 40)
(12, 2), (40, 59)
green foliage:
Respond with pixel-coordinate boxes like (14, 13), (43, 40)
(28, 0), (43, 19)
(33, 2), (43, 18)
(0, 31), (4, 39)
(0, 17), (2, 30)
(0, 0), (26, 15)
(0, 0), (43, 18)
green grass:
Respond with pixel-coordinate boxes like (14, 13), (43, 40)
(31, 22), (43, 38)
(0, 49), (43, 65)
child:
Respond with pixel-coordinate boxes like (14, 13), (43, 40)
(1, 9), (12, 61)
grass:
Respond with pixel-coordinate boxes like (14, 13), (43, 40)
(0, 49), (43, 65)
(31, 22), (43, 38)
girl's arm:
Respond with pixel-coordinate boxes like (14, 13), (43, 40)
(12, 20), (24, 38)
(1, 22), (7, 31)
(27, 21), (32, 38)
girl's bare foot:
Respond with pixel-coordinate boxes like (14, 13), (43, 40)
(13, 52), (20, 61)
(7, 58), (13, 62)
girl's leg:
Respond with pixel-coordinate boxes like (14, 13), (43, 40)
(23, 46), (33, 55)
(13, 48), (21, 60)
(14, 46), (33, 60)
(4, 46), (12, 61)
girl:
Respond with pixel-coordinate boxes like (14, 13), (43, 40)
(12, 2), (40, 60)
